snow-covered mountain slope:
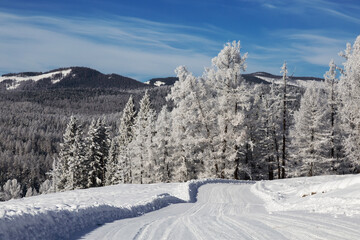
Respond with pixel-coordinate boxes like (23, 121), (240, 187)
(144, 77), (178, 87)
(253, 72), (324, 88)
(0, 69), (72, 90)
(1, 175), (359, 240)
(0, 67), (148, 90)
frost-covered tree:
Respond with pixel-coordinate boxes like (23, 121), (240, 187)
(86, 118), (110, 187)
(338, 35), (360, 172)
(324, 59), (338, 159)
(250, 82), (282, 180)
(118, 95), (136, 183)
(167, 66), (216, 181)
(323, 59), (344, 172)
(290, 83), (331, 176)
(25, 187), (38, 198)
(105, 137), (122, 185)
(39, 179), (53, 194)
(206, 41), (250, 179)
(152, 106), (173, 182)
(0, 179), (21, 201)
(131, 91), (156, 184)
(166, 41), (249, 181)
(278, 62), (297, 178)
(57, 116), (85, 191)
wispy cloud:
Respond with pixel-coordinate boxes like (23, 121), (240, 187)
(282, 31), (351, 66)
(255, 0), (360, 24)
(0, 12), (222, 80)
(262, 3), (277, 9)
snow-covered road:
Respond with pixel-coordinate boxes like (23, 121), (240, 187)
(80, 184), (360, 240)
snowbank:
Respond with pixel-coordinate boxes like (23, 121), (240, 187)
(0, 179), (250, 240)
(251, 174), (360, 216)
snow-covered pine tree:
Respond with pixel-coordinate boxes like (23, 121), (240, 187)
(86, 118), (110, 188)
(105, 137), (121, 185)
(152, 106), (173, 182)
(290, 82), (331, 176)
(205, 41), (250, 179)
(131, 90), (156, 184)
(324, 59), (342, 171)
(25, 187), (38, 198)
(57, 116), (83, 191)
(167, 66), (216, 181)
(39, 179), (53, 194)
(1, 179), (21, 201)
(72, 123), (87, 189)
(279, 62), (296, 178)
(118, 95), (136, 183)
(338, 35), (360, 172)
(260, 81), (282, 180)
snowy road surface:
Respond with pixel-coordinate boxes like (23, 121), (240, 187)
(80, 184), (360, 240)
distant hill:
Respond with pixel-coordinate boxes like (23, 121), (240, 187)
(0, 67), (324, 91)
(144, 72), (324, 87)
(0, 67), (149, 91)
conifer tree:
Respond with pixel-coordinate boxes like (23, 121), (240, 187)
(152, 106), (172, 182)
(206, 41), (249, 179)
(118, 95), (136, 183)
(57, 116), (83, 191)
(338, 35), (360, 172)
(86, 118), (110, 187)
(105, 137), (121, 185)
(291, 83), (331, 176)
(167, 66), (215, 181)
(131, 91), (156, 184)
(260, 81), (282, 179)
(279, 62), (296, 178)
(1, 179), (21, 201)
(323, 59), (343, 171)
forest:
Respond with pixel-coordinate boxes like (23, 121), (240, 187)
(1, 36), (360, 200)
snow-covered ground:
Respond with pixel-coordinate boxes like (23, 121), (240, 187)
(1, 175), (360, 239)
(251, 174), (360, 216)
(0, 179), (242, 240)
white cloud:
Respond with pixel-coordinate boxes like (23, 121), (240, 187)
(0, 12), (219, 80)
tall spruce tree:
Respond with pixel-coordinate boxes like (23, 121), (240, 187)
(118, 95), (136, 183)
(105, 137), (121, 185)
(131, 91), (156, 184)
(57, 116), (84, 191)
(86, 118), (110, 187)
(152, 106), (173, 182)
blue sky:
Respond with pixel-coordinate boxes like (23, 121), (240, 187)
(0, 0), (359, 81)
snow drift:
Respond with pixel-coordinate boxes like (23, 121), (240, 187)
(0, 179), (248, 240)
(251, 174), (360, 216)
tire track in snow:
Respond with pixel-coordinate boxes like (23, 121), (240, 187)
(82, 184), (360, 240)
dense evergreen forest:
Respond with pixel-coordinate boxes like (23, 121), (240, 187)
(0, 86), (170, 198)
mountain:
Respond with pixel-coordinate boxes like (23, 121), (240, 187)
(144, 72), (324, 87)
(1, 67), (324, 90)
(0, 67), (149, 91)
